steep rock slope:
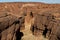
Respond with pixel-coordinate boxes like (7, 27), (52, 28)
(0, 2), (60, 40)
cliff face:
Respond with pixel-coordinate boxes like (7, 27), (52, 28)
(0, 2), (60, 40)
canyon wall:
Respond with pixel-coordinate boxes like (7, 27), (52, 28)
(0, 2), (60, 40)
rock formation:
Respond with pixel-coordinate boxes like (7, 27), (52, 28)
(0, 2), (60, 40)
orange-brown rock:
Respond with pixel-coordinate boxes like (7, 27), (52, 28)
(0, 2), (60, 40)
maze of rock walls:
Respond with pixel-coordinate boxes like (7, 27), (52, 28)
(0, 2), (60, 40)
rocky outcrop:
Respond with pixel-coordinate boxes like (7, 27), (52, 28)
(0, 12), (25, 40)
(30, 12), (60, 40)
(0, 2), (60, 40)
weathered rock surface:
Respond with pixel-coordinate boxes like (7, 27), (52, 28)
(31, 12), (60, 40)
(0, 13), (25, 40)
(0, 2), (60, 40)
